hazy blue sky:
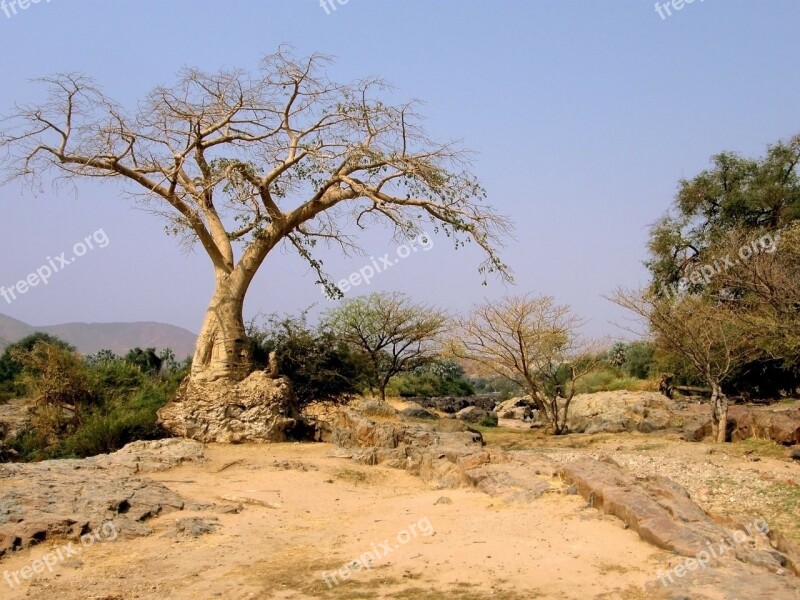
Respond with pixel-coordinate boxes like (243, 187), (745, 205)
(1, 0), (798, 338)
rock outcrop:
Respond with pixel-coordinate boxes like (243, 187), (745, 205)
(456, 405), (498, 426)
(729, 405), (800, 445)
(495, 396), (536, 420)
(566, 391), (674, 434)
(559, 456), (800, 599)
(410, 394), (499, 414)
(0, 439), (205, 559)
(400, 402), (439, 420)
(328, 408), (490, 488)
(157, 372), (298, 443)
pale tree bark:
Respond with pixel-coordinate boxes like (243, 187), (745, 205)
(709, 380), (728, 443)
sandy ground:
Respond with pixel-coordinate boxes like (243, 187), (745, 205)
(1, 441), (670, 600)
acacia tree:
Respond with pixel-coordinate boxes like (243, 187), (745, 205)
(0, 50), (510, 413)
(450, 295), (600, 435)
(612, 290), (759, 443)
(325, 292), (447, 402)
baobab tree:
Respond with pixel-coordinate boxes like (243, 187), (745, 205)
(450, 295), (601, 435)
(0, 49), (511, 439)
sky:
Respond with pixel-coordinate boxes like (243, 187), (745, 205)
(0, 0), (798, 338)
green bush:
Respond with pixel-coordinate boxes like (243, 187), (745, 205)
(56, 380), (176, 458)
(248, 312), (367, 408)
(5, 345), (188, 461)
(624, 342), (655, 379)
(387, 360), (475, 397)
(573, 368), (649, 395)
(0, 333), (74, 396)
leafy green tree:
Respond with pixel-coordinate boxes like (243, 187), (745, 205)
(85, 349), (120, 367)
(647, 133), (800, 296)
(389, 359), (475, 397)
(645, 134), (800, 398)
(623, 341), (655, 379)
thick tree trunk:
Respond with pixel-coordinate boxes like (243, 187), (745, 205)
(191, 277), (251, 383)
(157, 272), (301, 443)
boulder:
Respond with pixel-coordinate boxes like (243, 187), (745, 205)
(400, 402), (439, 420)
(567, 391), (674, 434)
(495, 396), (535, 420)
(356, 400), (399, 418)
(329, 409), (488, 488)
(560, 457), (729, 557)
(456, 406), (498, 426)
(729, 405), (800, 445)
(434, 418), (472, 433)
(464, 465), (551, 503)
(157, 373), (298, 443)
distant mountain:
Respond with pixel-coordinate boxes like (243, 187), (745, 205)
(0, 313), (197, 359)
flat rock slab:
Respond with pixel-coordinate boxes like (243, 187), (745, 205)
(0, 439), (205, 559)
(561, 457), (727, 557)
(560, 457), (800, 599)
(464, 464), (552, 503)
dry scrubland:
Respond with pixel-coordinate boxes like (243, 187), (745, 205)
(1, 392), (799, 600)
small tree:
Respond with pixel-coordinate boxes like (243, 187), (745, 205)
(10, 341), (96, 450)
(612, 290), (759, 443)
(451, 294), (600, 435)
(123, 348), (163, 375)
(85, 349), (121, 367)
(325, 292), (447, 402)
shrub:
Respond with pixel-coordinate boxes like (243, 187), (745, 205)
(0, 333), (74, 396)
(11, 342), (96, 438)
(5, 344), (188, 461)
(56, 380), (176, 458)
(387, 360), (475, 397)
(624, 341), (655, 379)
(248, 312), (367, 408)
